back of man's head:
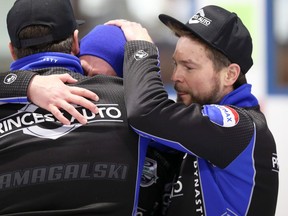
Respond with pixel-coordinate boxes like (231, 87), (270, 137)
(7, 0), (82, 58)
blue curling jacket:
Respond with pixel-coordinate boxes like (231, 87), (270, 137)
(123, 41), (279, 216)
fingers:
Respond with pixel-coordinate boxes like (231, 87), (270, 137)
(105, 19), (128, 27)
(48, 90), (99, 125)
(49, 102), (88, 125)
(52, 87), (99, 125)
(28, 74), (99, 125)
(105, 19), (153, 43)
(49, 104), (72, 125)
(70, 86), (99, 102)
(58, 73), (78, 84)
(69, 87), (99, 113)
(60, 73), (99, 101)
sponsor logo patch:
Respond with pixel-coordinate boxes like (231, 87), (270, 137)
(0, 103), (123, 140)
(202, 105), (239, 127)
(4, 73), (17, 84)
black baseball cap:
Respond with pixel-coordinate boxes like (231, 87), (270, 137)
(7, 0), (84, 48)
(159, 5), (253, 74)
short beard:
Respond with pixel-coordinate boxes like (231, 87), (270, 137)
(176, 75), (222, 106)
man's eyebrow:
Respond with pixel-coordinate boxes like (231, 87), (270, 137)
(172, 54), (197, 63)
(176, 58), (199, 66)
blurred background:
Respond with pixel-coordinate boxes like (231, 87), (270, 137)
(0, 0), (287, 215)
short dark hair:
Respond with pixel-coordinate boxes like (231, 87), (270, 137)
(13, 25), (73, 59)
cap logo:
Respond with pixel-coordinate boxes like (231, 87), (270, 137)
(189, 9), (211, 26)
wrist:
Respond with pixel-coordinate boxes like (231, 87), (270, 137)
(27, 74), (39, 102)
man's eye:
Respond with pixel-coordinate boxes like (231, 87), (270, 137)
(185, 66), (194, 70)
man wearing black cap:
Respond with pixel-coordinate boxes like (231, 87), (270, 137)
(0, 0), (145, 215)
(106, 5), (279, 216)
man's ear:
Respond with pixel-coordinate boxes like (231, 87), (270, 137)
(8, 42), (17, 60)
(71, 29), (80, 56)
(225, 63), (241, 86)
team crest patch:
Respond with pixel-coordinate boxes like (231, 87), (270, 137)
(4, 73), (17, 84)
(141, 157), (158, 187)
(134, 50), (148, 61)
(202, 105), (239, 127)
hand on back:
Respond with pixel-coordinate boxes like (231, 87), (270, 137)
(28, 74), (99, 125)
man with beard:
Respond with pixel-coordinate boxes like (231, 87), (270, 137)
(106, 4), (279, 216)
